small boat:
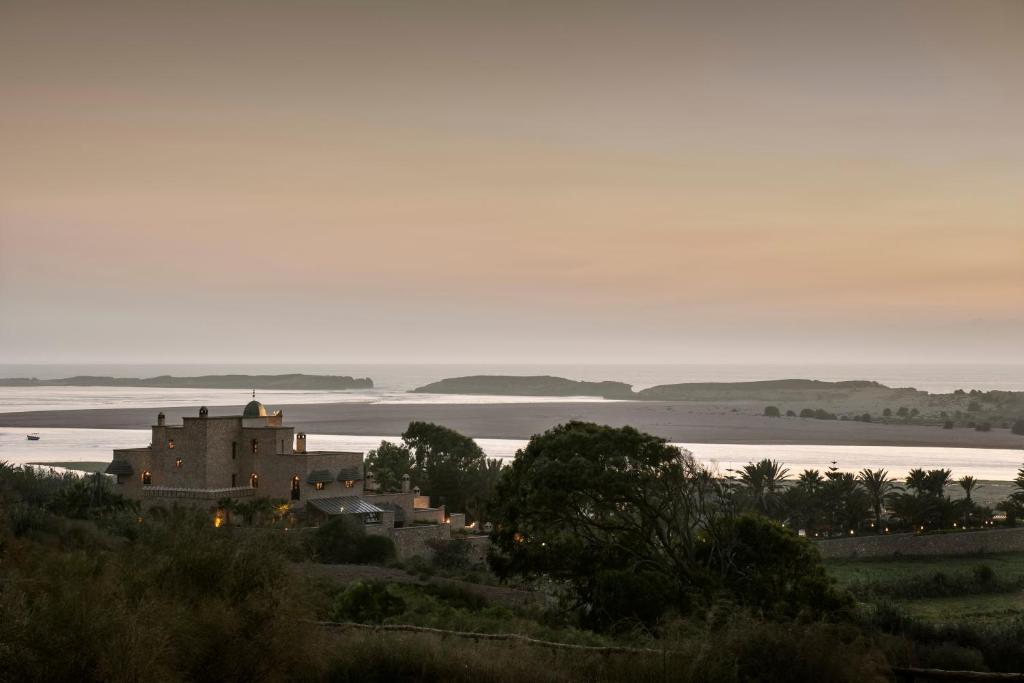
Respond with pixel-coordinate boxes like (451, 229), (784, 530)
(26, 433), (40, 441)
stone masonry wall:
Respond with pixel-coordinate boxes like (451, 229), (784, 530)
(814, 527), (1024, 560)
(391, 524), (451, 560)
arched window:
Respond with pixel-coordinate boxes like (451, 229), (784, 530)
(250, 473), (259, 489)
(251, 439), (259, 454)
(175, 457), (182, 469)
(290, 476), (301, 501)
(168, 439), (175, 449)
(142, 471), (152, 486)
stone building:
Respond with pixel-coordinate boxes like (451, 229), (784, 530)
(105, 397), (451, 538)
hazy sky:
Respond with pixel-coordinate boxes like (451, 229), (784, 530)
(1, 0), (1022, 364)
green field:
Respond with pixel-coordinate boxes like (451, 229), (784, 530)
(827, 552), (1024, 626)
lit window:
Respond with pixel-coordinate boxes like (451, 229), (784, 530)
(142, 471), (152, 486)
(314, 482), (325, 491)
(251, 439), (258, 454)
(291, 476), (301, 501)
(344, 480), (355, 489)
(250, 473), (259, 489)
(168, 439), (175, 449)
(175, 458), (182, 468)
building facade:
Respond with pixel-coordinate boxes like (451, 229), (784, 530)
(105, 399), (449, 535)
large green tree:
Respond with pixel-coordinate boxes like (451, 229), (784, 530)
(365, 440), (414, 492)
(488, 422), (845, 629)
(401, 421), (499, 516)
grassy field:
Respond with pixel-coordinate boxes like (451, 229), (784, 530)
(826, 552), (1024, 586)
(827, 552), (1024, 626)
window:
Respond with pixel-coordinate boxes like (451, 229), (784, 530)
(231, 473), (237, 487)
(168, 439), (175, 449)
(344, 480), (355, 489)
(280, 440), (284, 453)
(314, 481), (325, 491)
(251, 439), (258, 454)
(232, 442), (237, 459)
(175, 457), (182, 469)
(250, 473), (259, 489)
(142, 471), (152, 486)
(290, 476), (301, 501)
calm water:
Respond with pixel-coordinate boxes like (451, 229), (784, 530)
(4, 428), (1021, 481)
(1, 363), (1021, 479)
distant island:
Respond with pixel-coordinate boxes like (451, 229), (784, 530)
(413, 375), (1024, 429)
(412, 375), (636, 399)
(413, 376), (892, 401)
(0, 373), (373, 390)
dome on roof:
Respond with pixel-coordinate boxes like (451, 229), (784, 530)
(243, 400), (267, 417)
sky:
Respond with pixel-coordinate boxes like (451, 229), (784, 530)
(1, 0), (1022, 364)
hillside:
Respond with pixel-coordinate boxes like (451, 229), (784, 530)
(0, 373), (374, 390)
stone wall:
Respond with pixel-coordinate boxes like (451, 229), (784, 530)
(814, 527), (1024, 560)
(391, 524), (451, 560)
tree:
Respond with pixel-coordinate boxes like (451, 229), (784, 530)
(365, 440), (414, 492)
(897, 407), (910, 417)
(738, 459), (790, 517)
(402, 422), (488, 515)
(883, 408), (893, 417)
(488, 422), (846, 628)
(488, 422), (726, 627)
(764, 406), (781, 417)
(857, 469), (900, 532)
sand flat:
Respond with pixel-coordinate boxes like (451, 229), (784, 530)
(0, 401), (1021, 449)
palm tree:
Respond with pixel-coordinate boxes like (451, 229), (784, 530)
(958, 475), (979, 503)
(796, 469), (824, 492)
(858, 468), (901, 532)
(739, 459), (790, 516)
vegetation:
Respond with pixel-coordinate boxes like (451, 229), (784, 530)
(364, 422), (505, 522)
(488, 423), (849, 629)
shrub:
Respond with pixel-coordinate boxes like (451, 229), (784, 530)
(311, 516), (395, 564)
(1013, 419), (1024, 436)
(328, 581), (407, 623)
(427, 538), (475, 571)
(764, 406), (781, 417)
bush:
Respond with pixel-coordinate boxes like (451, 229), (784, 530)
(1013, 419), (1024, 436)
(427, 538), (475, 571)
(943, 421), (954, 429)
(328, 581), (407, 623)
(312, 516), (396, 564)
(786, 410), (797, 417)
(975, 422), (992, 432)
(764, 406), (781, 417)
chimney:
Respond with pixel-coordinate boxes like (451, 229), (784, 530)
(199, 406), (209, 418)
(364, 471), (378, 492)
(157, 412), (166, 426)
(401, 473), (411, 493)
(295, 433), (307, 454)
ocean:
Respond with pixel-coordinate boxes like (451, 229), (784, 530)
(1, 363), (1021, 479)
